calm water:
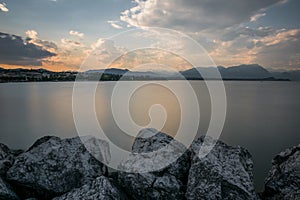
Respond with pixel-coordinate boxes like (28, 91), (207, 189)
(0, 81), (299, 190)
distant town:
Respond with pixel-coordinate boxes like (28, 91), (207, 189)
(0, 67), (177, 83)
(0, 68), (77, 82)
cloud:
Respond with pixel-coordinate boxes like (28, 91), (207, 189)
(209, 29), (300, 69)
(0, 32), (56, 66)
(25, 30), (38, 39)
(120, 0), (285, 31)
(61, 38), (83, 48)
(25, 30), (58, 53)
(88, 38), (126, 68)
(254, 29), (299, 46)
(0, 3), (8, 12)
(250, 13), (266, 22)
(107, 20), (123, 29)
(43, 47), (86, 70)
(2, 30), (85, 70)
(113, 49), (192, 71)
(41, 35), (91, 70)
(37, 32), (90, 70)
(116, 0), (299, 69)
(253, 29), (300, 69)
(221, 26), (275, 41)
(69, 30), (84, 38)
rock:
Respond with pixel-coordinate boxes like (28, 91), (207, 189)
(53, 176), (128, 200)
(27, 136), (56, 151)
(186, 136), (258, 200)
(0, 143), (19, 177)
(117, 129), (190, 200)
(6, 136), (110, 199)
(263, 144), (300, 200)
(0, 177), (19, 200)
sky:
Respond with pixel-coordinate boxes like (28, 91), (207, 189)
(0, 0), (300, 71)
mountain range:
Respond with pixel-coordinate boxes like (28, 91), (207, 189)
(86, 64), (300, 81)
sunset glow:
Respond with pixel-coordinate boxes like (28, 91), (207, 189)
(0, 0), (299, 71)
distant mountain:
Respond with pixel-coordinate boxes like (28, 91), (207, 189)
(86, 65), (289, 81)
(85, 68), (177, 78)
(181, 64), (275, 80)
(221, 64), (273, 79)
(271, 70), (300, 81)
(49, 65), (300, 81)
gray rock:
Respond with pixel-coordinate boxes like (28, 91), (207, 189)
(0, 177), (19, 200)
(53, 176), (128, 200)
(263, 144), (300, 200)
(0, 143), (16, 177)
(117, 129), (190, 200)
(186, 136), (258, 200)
(27, 136), (56, 151)
(6, 136), (110, 198)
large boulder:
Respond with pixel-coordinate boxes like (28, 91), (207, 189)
(186, 136), (258, 200)
(53, 176), (128, 200)
(0, 143), (22, 177)
(6, 136), (110, 199)
(0, 177), (19, 200)
(117, 129), (190, 200)
(263, 144), (300, 200)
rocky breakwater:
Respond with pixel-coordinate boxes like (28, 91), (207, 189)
(3, 136), (110, 199)
(0, 143), (21, 200)
(186, 136), (258, 200)
(116, 128), (191, 199)
(0, 129), (299, 200)
(262, 144), (300, 200)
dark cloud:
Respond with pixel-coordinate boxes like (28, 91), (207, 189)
(221, 27), (275, 41)
(0, 32), (56, 66)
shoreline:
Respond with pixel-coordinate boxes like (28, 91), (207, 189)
(0, 78), (292, 84)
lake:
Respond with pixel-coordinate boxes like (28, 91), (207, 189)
(0, 81), (299, 190)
